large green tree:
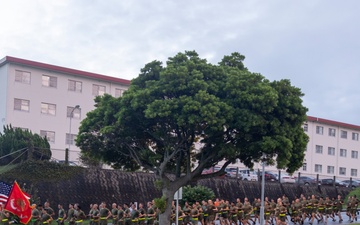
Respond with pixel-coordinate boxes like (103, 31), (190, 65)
(76, 51), (308, 224)
(0, 125), (51, 164)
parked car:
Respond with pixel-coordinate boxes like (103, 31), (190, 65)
(279, 172), (296, 184)
(320, 178), (347, 187)
(259, 171), (278, 181)
(342, 180), (360, 188)
(225, 167), (241, 178)
(295, 176), (318, 185)
(201, 166), (225, 178)
(239, 169), (258, 181)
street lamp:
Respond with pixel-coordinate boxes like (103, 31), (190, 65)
(68, 105), (80, 160)
(260, 153), (266, 225)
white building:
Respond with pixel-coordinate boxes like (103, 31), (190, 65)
(302, 116), (360, 179)
(226, 117), (360, 180)
(1, 56), (359, 178)
(0, 56), (130, 163)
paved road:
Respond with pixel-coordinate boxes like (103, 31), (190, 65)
(211, 212), (358, 225)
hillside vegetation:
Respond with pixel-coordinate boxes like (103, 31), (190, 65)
(0, 160), (84, 183)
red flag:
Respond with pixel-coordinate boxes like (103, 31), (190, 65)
(4, 181), (32, 224)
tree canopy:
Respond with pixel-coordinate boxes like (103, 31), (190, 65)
(0, 125), (51, 164)
(76, 50), (308, 224)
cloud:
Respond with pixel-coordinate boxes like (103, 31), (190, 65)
(1, 0), (360, 124)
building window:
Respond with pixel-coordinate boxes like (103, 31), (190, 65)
(315, 145), (323, 154)
(327, 166), (334, 174)
(302, 163), (307, 171)
(66, 133), (77, 145)
(303, 124), (308, 132)
(339, 167), (346, 176)
(68, 80), (82, 92)
(41, 103), (56, 116)
(351, 150), (358, 159)
(92, 84), (106, 96)
(352, 132), (359, 141)
(42, 75), (57, 88)
(13, 127), (28, 131)
(14, 98), (30, 112)
(328, 128), (336, 137)
(351, 169), (358, 177)
(115, 88), (126, 98)
(341, 130), (347, 139)
(316, 126), (324, 135)
(15, 70), (31, 84)
(328, 147), (335, 156)
(40, 130), (55, 143)
(67, 106), (81, 119)
(315, 164), (322, 173)
(340, 148), (347, 157)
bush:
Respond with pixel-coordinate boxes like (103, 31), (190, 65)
(181, 185), (215, 205)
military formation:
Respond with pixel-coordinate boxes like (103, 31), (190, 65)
(169, 194), (358, 225)
(0, 194), (358, 225)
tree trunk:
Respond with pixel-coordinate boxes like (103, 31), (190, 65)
(159, 187), (175, 225)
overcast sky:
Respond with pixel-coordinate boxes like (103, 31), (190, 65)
(1, 1), (359, 125)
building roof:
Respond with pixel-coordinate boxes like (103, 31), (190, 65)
(307, 116), (360, 131)
(0, 56), (131, 85)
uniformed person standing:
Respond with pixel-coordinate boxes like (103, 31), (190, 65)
(0, 206), (12, 225)
(44, 202), (55, 220)
(99, 202), (112, 225)
(90, 204), (100, 225)
(209, 200), (218, 225)
(41, 208), (53, 225)
(130, 204), (139, 225)
(229, 202), (238, 225)
(123, 204), (131, 225)
(334, 195), (344, 222)
(144, 202), (153, 225)
(57, 204), (66, 225)
(67, 204), (75, 225)
(30, 204), (41, 225)
(111, 203), (118, 225)
(74, 205), (86, 225)
(236, 198), (244, 225)
(117, 205), (124, 225)
(190, 203), (200, 225)
(276, 198), (287, 225)
(242, 198), (253, 225)
(137, 203), (146, 225)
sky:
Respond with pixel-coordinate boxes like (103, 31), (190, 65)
(1, 1), (359, 125)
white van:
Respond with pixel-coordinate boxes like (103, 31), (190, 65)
(239, 169), (258, 181)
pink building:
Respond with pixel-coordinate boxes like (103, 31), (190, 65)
(0, 56), (130, 163)
(0, 56), (359, 178)
(302, 116), (360, 178)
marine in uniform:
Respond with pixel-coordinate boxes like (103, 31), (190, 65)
(111, 203), (118, 225)
(146, 202), (155, 225)
(99, 202), (111, 225)
(57, 204), (66, 225)
(190, 203), (200, 225)
(137, 203), (146, 225)
(74, 204), (86, 225)
(130, 204), (139, 225)
(90, 204), (100, 225)
(41, 208), (53, 225)
(123, 204), (131, 225)
(242, 198), (253, 225)
(30, 204), (41, 225)
(66, 204), (75, 225)
(333, 195), (344, 222)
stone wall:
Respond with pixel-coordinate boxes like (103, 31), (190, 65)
(32, 169), (350, 211)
